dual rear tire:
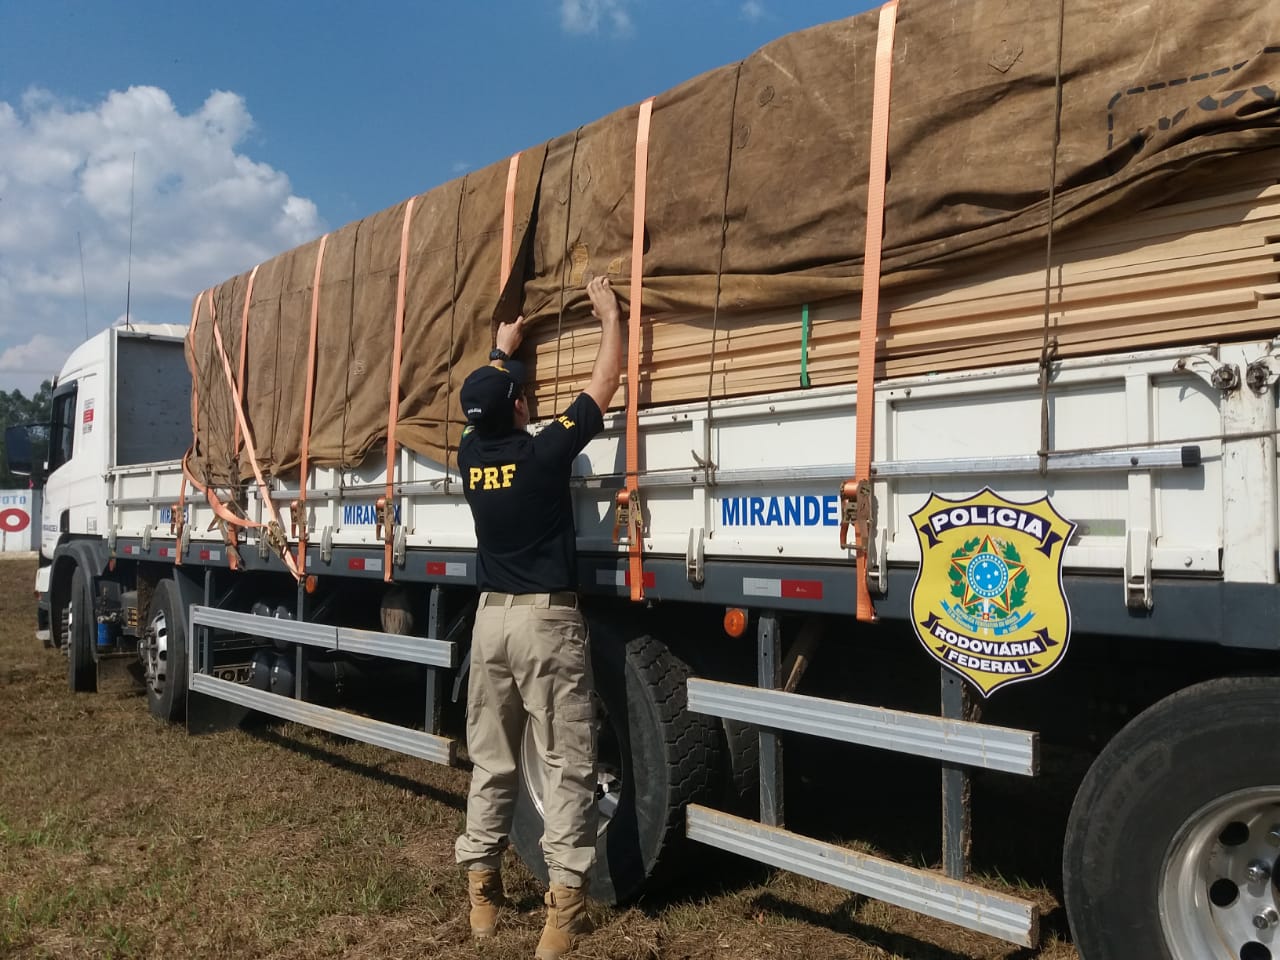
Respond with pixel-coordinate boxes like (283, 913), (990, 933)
(64, 563), (188, 724)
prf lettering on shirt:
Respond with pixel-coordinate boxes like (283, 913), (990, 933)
(469, 464), (517, 490)
(556, 415), (575, 429)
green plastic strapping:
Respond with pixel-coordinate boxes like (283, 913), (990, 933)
(800, 303), (812, 388)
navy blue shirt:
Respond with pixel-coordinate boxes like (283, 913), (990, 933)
(459, 392), (604, 593)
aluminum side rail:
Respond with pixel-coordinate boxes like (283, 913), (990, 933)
(108, 442), (1199, 509)
(685, 806), (1037, 947)
(686, 677), (1040, 945)
(569, 443), (1202, 490)
(337, 626), (459, 667)
(686, 678), (1037, 775)
(188, 606), (456, 765)
(188, 672), (455, 765)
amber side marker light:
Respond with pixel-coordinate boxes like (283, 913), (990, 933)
(723, 607), (748, 638)
(305, 575), (319, 594)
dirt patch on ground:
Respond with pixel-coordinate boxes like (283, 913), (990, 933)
(0, 557), (1078, 959)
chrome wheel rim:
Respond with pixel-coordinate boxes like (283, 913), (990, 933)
(60, 599), (73, 654)
(141, 608), (171, 699)
(520, 704), (621, 836)
(1160, 787), (1280, 960)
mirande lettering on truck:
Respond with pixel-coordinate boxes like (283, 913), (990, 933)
(719, 495), (840, 528)
(909, 488), (1077, 697)
(158, 506), (189, 526)
(342, 504), (401, 526)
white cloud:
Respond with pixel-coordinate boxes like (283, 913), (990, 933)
(0, 85), (325, 393)
(560, 0), (632, 35)
(0, 334), (72, 376)
(742, 1), (766, 22)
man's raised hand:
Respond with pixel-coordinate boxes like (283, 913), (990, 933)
(586, 276), (621, 325)
(495, 314), (526, 357)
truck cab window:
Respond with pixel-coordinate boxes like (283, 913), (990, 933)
(48, 386), (77, 473)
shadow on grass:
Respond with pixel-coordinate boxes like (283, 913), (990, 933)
(1036, 906), (1073, 948)
(246, 724), (468, 811)
(745, 890), (1066, 960)
(625, 845), (774, 915)
(624, 843), (1074, 955)
(751, 889), (965, 959)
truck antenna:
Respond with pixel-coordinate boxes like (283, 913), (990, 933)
(124, 152), (135, 330)
(77, 231), (89, 340)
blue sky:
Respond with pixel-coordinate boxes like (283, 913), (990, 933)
(0, 0), (875, 393)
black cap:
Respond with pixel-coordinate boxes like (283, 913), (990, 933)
(459, 361), (526, 433)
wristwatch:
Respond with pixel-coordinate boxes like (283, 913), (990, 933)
(489, 348), (509, 362)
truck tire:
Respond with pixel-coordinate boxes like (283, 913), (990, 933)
(676, 641), (760, 818)
(510, 627), (720, 905)
(67, 566), (97, 693)
(721, 718), (761, 818)
(141, 579), (187, 722)
(1063, 676), (1280, 960)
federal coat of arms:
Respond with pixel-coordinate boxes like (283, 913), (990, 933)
(909, 489), (1077, 697)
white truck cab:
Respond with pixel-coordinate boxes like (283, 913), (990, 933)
(38, 324), (189, 559)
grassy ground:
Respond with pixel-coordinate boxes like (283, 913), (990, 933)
(0, 555), (1079, 959)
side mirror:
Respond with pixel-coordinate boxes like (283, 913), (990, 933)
(5, 424), (38, 480)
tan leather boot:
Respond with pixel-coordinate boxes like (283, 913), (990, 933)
(534, 883), (592, 960)
(467, 867), (508, 938)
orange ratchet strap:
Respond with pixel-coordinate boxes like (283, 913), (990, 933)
(614, 97), (654, 602)
(179, 459), (243, 569)
(204, 291), (302, 579)
(188, 293), (247, 569)
(173, 292), (206, 564)
(232, 264), (259, 462)
(847, 0), (899, 623)
(295, 234), (329, 577)
(181, 291), (253, 569)
(383, 199), (417, 582)
(501, 153), (520, 290)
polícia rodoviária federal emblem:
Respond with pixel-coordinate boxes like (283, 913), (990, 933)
(909, 489), (1077, 697)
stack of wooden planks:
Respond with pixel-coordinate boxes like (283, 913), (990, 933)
(526, 149), (1280, 413)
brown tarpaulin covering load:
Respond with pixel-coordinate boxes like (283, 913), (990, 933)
(187, 0), (1280, 486)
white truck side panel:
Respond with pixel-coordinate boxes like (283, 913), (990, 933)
(106, 339), (1279, 589)
(875, 351), (1228, 575)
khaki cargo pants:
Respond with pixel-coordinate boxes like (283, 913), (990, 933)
(454, 591), (598, 888)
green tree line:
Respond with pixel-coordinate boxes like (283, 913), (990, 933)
(0, 382), (53, 487)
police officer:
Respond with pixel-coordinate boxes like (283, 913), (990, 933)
(454, 275), (622, 960)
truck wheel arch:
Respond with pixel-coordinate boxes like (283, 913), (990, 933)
(48, 539), (109, 650)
